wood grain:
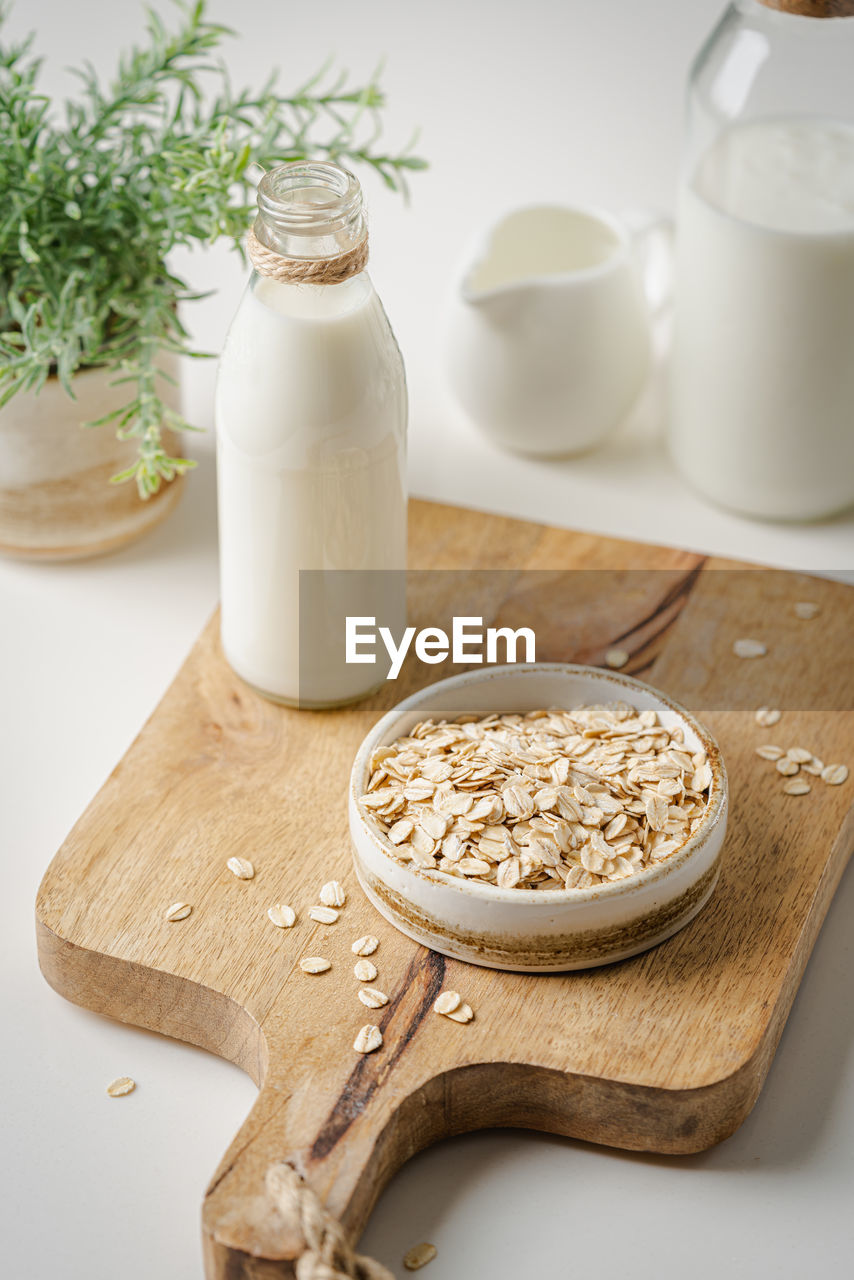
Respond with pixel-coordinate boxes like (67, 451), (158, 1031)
(35, 499), (854, 1277)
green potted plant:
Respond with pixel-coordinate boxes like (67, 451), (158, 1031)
(0, 0), (423, 558)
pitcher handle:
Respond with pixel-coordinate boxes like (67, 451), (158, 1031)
(621, 208), (675, 320)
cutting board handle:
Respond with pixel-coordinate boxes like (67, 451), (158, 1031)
(201, 949), (450, 1277)
(201, 1073), (395, 1278)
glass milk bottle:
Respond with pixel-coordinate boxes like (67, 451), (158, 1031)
(669, 0), (854, 520)
(216, 162), (407, 707)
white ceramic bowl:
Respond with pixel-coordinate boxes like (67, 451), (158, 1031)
(349, 664), (727, 972)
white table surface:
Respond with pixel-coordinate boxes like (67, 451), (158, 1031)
(2, 2), (853, 1277)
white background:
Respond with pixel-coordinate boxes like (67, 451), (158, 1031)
(1, 1), (852, 1277)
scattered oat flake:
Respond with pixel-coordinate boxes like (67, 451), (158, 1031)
(268, 904), (296, 928)
(354, 958), (378, 982)
(821, 763), (849, 786)
(106, 1076), (136, 1097)
(802, 757), (824, 776)
(782, 778), (811, 796)
(755, 744), (784, 761)
(164, 902), (192, 922)
(755, 707), (781, 728)
(776, 758), (800, 776)
(403, 1243), (438, 1271)
(733, 638), (767, 659)
(319, 880), (346, 908)
(352, 935), (379, 956)
(445, 1002), (474, 1024)
(358, 987), (389, 1009)
(794, 601), (819, 620)
(227, 856), (255, 880)
(353, 1024), (383, 1054)
(605, 648), (629, 669)
(300, 957), (331, 974)
(434, 990), (462, 1015)
(786, 748), (813, 764)
(309, 905), (339, 925)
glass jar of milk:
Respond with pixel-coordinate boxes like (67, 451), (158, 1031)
(670, 0), (854, 521)
(216, 162), (407, 706)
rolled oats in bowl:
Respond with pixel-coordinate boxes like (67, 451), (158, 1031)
(358, 702), (712, 892)
(349, 664), (727, 972)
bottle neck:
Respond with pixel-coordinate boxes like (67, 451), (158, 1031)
(253, 161), (366, 261)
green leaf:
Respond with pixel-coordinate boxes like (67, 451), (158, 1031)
(0, 0), (426, 490)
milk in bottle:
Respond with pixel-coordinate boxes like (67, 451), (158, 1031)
(216, 162), (407, 706)
(671, 118), (854, 520)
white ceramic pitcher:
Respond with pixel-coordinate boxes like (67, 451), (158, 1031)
(445, 204), (670, 457)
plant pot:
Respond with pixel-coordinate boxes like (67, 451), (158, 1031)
(0, 359), (185, 560)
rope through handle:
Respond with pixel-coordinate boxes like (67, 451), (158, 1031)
(266, 1163), (396, 1280)
(247, 228), (369, 286)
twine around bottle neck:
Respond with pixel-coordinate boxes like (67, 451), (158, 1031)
(247, 225), (369, 286)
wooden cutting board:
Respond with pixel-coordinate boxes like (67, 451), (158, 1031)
(36, 499), (854, 1278)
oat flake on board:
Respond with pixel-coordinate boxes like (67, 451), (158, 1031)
(309, 905), (339, 925)
(268, 904), (296, 928)
(164, 902), (192, 922)
(319, 881), (346, 907)
(353, 1025), (383, 1054)
(821, 763), (849, 786)
(351, 935), (379, 956)
(358, 987), (389, 1009)
(227, 856), (255, 880)
(733, 638), (767, 658)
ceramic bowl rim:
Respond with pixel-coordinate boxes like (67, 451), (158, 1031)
(349, 663), (728, 909)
